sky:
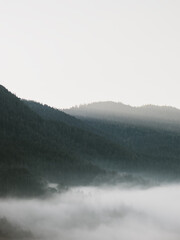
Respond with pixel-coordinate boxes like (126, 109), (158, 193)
(0, 0), (180, 109)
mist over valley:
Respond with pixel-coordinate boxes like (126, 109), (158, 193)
(1, 183), (180, 240)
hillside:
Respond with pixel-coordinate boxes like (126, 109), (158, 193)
(64, 102), (180, 179)
(64, 102), (180, 131)
(1, 86), (180, 196)
(0, 85), (133, 196)
(25, 99), (180, 179)
(23, 100), (87, 129)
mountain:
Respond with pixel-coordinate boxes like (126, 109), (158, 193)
(0, 85), (133, 196)
(64, 101), (180, 131)
(64, 101), (180, 179)
(1, 86), (180, 196)
(25, 99), (180, 180)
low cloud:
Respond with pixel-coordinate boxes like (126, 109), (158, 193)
(0, 217), (33, 240)
(0, 184), (180, 240)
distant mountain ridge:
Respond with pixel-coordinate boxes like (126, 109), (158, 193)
(64, 101), (180, 119)
(64, 101), (180, 131)
(64, 101), (180, 181)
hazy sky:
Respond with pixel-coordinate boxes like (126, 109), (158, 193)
(0, 0), (180, 109)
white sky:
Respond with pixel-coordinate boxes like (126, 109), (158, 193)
(0, 0), (180, 109)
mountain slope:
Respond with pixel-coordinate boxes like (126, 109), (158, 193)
(64, 101), (180, 131)
(1, 86), (180, 196)
(64, 101), (180, 179)
(23, 100), (87, 129)
(25, 99), (180, 179)
(0, 86), (135, 196)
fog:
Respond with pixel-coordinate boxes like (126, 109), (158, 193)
(0, 184), (180, 240)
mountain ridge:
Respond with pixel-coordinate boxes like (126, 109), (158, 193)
(1, 85), (180, 196)
(0, 85), (135, 196)
(64, 101), (180, 131)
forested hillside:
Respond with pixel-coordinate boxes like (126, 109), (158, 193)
(1, 85), (180, 196)
(25, 99), (180, 179)
(23, 100), (87, 129)
(64, 102), (180, 178)
(0, 85), (133, 196)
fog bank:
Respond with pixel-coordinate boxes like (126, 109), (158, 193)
(0, 184), (180, 240)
